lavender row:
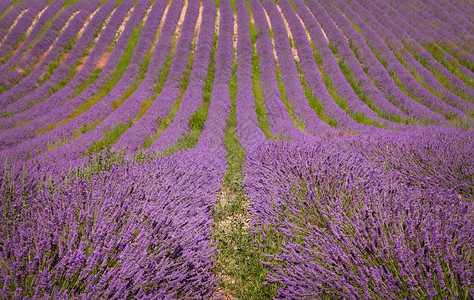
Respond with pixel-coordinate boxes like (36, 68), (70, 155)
(325, 0), (468, 120)
(195, 0), (233, 153)
(114, 0), (200, 153)
(0, 0), (63, 78)
(396, 0), (474, 80)
(0, 0), (97, 107)
(306, 0), (443, 124)
(387, 0), (474, 77)
(244, 128), (473, 298)
(1, 0), (115, 117)
(0, 0), (80, 87)
(276, 0), (383, 132)
(291, 0), (406, 124)
(13, 0), (88, 74)
(0, 0), (12, 16)
(46, 0), (184, 160)
(0, 150), (222, 297)
(262, 0), (339, 134)
(369, 0), (474, 99)
(25, 0), (152, 162)
(248, 0), (308, 142)
(0, 0), (48, 60)
(0, 0), (35, 43)
(0, 0), (150, 162)
(0, 0), (135, 151)
(339, 0), (474, 117)
(149, 0), (216, 153)
(278, 0), (387, 130)
(234, 0), (266, 153)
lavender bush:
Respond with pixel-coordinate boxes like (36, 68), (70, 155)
(0, 0), (473, 298)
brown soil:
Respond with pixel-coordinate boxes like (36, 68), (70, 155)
(96, 51), (110, 69)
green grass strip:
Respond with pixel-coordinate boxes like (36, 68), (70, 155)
(85, 121), (133, 155)
(213, 31), (277, 300)
(421, 42), (474, 89)
(223, 51), (245, 189)
(435, 42), (474, 74)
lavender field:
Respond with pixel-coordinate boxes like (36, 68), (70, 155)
(0, 0), (473, 298)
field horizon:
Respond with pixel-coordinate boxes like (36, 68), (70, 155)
(0, 0), (473, 298)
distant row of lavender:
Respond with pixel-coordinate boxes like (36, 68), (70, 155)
(0, 0), (472, 158)
(0, 0), (94, 105)
(3, 0), (114, 116)
(354, 0), (474, 97)
(0, 0), (473, 297)
(341, 0), (474, 114)
(114, 0), (199, 153)
(0, 0), (144, 159)
(0, 0), (48, 60)
(149, 0), (216, 153)
(0, 0), (135, 151)
(369, 0), (474, 97)
(0, 0), (64, 77)
(307, 0), (444, 124)
(235, 0), (266, 152)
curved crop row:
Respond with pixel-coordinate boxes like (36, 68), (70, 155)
(0, 0), (472, 298)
